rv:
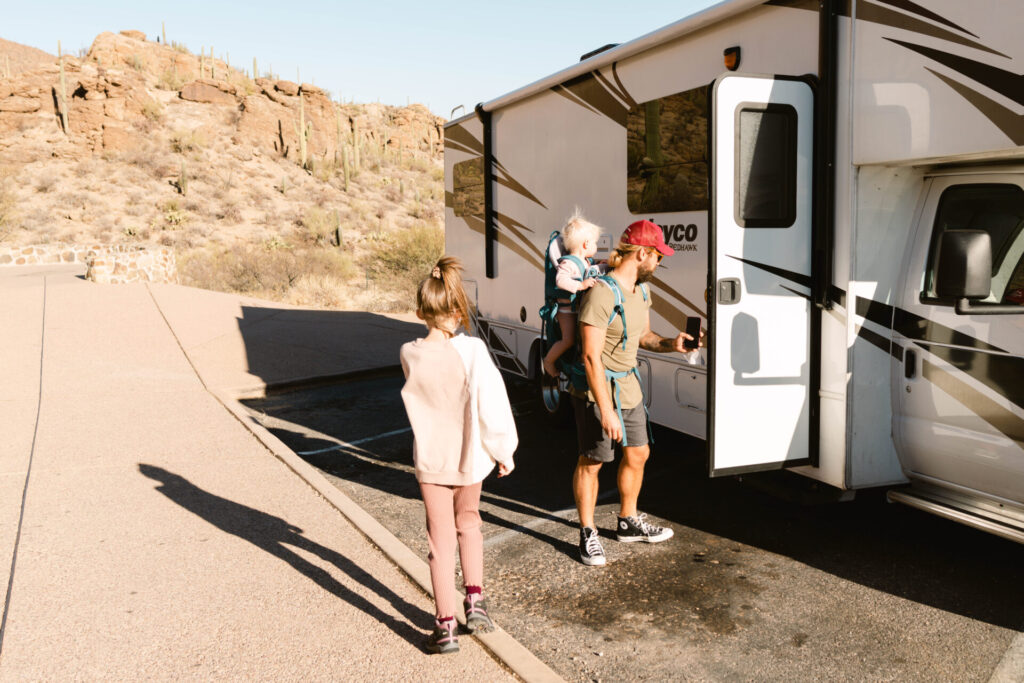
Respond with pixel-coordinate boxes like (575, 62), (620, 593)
(443, 0), (1024, 542)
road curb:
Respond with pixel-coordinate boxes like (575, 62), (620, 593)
(213, 387), (565, 683)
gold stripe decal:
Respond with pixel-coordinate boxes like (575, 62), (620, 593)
(922, 359), (1024, 447)
(926, 68), (1024, 145)
(445, 123), (484, 155)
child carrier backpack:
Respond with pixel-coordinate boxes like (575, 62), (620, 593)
(538, 230), (590, 380)
(539, 248), (653, 446)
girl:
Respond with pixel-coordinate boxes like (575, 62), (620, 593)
(542, 213), (604, 378)
(399, 256), (518, 654)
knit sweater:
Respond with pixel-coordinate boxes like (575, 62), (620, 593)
(400, 334), (518, 485)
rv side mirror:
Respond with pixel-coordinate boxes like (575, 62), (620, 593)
(934, 230), (1017, 315)
(936, 230), (991, 301)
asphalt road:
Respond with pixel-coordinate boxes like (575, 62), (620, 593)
(243, 370), (1024, 682)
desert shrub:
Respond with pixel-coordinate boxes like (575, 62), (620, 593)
(298, 206), (338, 245)
(216, 203), (243, 224)
(178, 244), (355, 304)
(157, 68), (186, 91)
(129, 54), (145, 71)
(170, 128), (206, 153)
(142, 99), (164, 122)
(0, 168), (15, 241)
(362, 222), (444, 304)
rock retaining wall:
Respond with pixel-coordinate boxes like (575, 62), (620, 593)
(0, 244), (177, 284)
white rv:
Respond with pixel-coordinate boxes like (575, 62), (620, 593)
(443, 0), (1024, 542)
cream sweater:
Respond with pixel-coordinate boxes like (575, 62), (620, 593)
(400, 334), (518, 485)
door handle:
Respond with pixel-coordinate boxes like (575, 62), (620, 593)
(905, 349), (917, 379)
(718, 278), (741, 305)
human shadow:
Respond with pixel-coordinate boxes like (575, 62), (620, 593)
(264, 426), (579, 560)
(138, 464), (431, 647)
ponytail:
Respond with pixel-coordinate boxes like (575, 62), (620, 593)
(416, 256), (473, 334)
(607, 241), (643, 269)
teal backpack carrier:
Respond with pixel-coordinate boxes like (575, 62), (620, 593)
(538, 237), (653, 446)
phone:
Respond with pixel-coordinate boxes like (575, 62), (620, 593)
(684, 316), (702, 349)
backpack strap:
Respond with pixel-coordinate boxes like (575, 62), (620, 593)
(597, 275), (629, 350)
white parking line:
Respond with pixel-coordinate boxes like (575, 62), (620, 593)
(296, 427), (412, 455)
(483, 489), (618, 548)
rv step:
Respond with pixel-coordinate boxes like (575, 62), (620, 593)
(887, 488), (1024, 545)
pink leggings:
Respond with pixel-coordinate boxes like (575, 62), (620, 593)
(419, 481), (484, 619)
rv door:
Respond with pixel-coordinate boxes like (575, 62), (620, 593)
(708, 74), (815, 476)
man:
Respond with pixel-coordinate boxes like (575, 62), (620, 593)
(571, 219), (702, 566)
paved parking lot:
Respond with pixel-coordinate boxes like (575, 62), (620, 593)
(244, 370), (1024, 682)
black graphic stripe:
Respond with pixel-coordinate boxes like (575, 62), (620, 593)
(494, 160), (547, 209)
(926, 68), (1024, 145)
(886, 38), (1022, 106)
(726, 255), (812, 289)
(857, 323), (903, 361)
(875, 0), (978, 38)
(860, 2), (1006, 58)
(780, 284), (812, 301)
(893, 307), (1006, 353)
(444, 124), (484, 155)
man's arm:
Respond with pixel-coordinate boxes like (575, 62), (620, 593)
(580, 322), (622, 442)
(638, 311), (704, 353)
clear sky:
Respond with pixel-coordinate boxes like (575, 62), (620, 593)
(3, 0), (719, 118)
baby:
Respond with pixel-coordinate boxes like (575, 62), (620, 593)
(542, 213), (605, 378)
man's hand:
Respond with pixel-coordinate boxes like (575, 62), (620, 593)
(600, 406), (622, 442)
(673, 327), (705, 352)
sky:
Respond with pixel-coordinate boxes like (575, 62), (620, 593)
(3, 0), (720, 118)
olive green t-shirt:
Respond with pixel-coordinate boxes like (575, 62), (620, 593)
(574, 275), (651, 409)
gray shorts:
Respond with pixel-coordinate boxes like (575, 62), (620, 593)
(572, 396), (649, 463)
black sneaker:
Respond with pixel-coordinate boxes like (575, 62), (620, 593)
(425, 618), (459, 654)
(463, 593), (494, 633)
(616, 513), (674, 543)
(579, 526), (607, 566)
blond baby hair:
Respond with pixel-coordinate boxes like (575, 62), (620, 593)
(561, 208), (601, 253)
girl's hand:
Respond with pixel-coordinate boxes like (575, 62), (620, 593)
(498, 462), (514, 477)
(580, 278), (597, 290)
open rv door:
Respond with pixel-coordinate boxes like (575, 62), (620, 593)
(708, 74), (815, 476)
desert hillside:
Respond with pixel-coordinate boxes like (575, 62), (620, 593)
(0, 30), (446, 311)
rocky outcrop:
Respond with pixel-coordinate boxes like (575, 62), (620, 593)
(180, 79), (237, 105)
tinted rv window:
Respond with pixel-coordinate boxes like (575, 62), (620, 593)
(735, 104), (797, 228)
(452, 157), (484, 218)
(923, 183), (1024, 305)
(626, 87), (708, 214)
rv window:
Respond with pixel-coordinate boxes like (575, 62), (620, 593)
(452, 157), (485, 218)
(626, 87), (709, 214)
(734, 104), (797, 228)
(923, 183), (1024, 306)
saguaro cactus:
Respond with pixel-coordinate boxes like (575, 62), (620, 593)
(162, 21), (166, 45)
(343, 146), (350, 192)
(178, 160), (188, 196)
(253, 57), (257, 80)
(293, 93), (311, 170)
(352, 119), (360, 172)
(57, 40), (69, 135)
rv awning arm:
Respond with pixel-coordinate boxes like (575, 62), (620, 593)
(474, 0), (766, 115)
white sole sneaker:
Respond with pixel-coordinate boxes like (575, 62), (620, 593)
(616, 527), (674, 543)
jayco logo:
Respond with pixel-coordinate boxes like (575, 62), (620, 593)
(653, 220), (699, 252)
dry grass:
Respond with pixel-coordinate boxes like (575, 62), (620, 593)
(362, 221), (444, 307)
(0, 167), (16, 242)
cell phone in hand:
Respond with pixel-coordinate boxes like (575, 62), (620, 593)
(684, 316), (701, 349)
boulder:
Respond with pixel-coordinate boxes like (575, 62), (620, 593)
(0, 96), (40, 113)
(119, 30), (147, 42)
(180, 81), (236, 106)
(274, 80), (299, 96)
(102, 121), (140, 152)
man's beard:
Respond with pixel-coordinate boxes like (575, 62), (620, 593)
(637, 262), (657, 283)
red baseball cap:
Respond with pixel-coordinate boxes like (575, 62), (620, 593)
(622, 219), (674, 256)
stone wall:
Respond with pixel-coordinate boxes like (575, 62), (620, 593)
(0, 243), (177, 284)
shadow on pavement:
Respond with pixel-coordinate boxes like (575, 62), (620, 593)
(236, 306), (422, 389)
(138, 464), (433, 647)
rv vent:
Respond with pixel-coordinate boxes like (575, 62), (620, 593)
(580, 43), (619, 62)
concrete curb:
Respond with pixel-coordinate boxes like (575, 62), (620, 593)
(212, 388), (565, 683)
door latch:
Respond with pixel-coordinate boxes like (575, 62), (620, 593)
(718, 278), (741, 305)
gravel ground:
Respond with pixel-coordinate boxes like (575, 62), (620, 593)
(244, 371), (1024, 682)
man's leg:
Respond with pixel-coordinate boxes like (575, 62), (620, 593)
(616, 444), (649, 519)
(573, 455), (603, 528)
